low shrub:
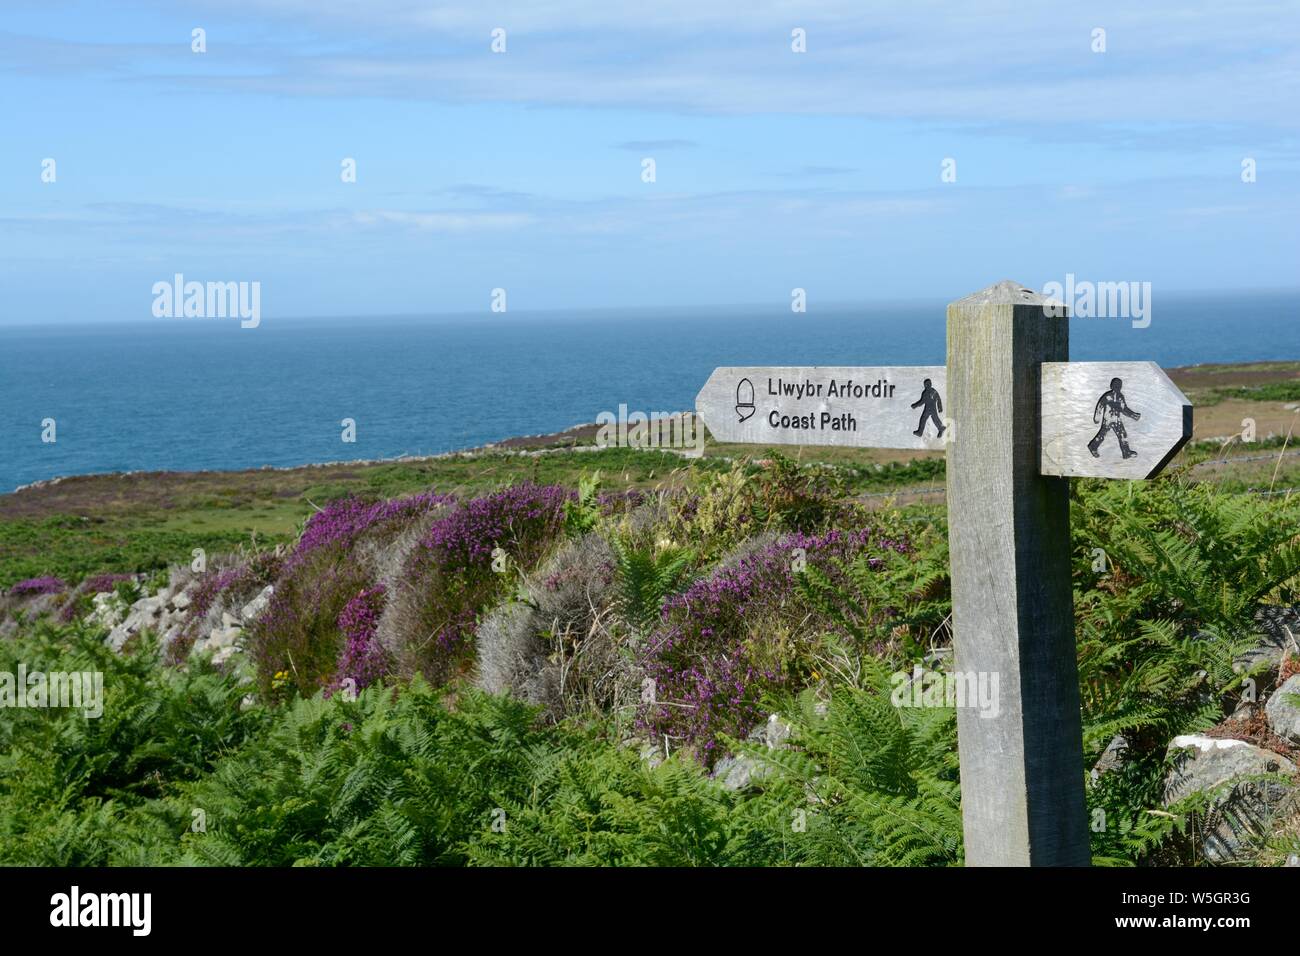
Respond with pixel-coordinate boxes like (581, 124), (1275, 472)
(476, 531), (621, 719)
(332, 584), (389, 693)
(382, 483), (570, 685)
(638, 527), (911, 761)
(7, 576), (66, 598)
(248, 493), (450, 699)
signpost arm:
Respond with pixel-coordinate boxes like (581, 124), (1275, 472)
(946, 280), (1090, 866)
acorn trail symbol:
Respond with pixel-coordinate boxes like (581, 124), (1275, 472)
(735, 377), (756, 423)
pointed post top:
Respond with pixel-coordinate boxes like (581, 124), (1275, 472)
(950, 279), (1063, 310)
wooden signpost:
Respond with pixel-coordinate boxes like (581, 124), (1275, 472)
(695, 279), (1193, 867)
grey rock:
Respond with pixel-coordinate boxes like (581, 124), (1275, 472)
(160, 623), (185, 649)
(135, 596), (163, 618)
(636, 738), (666, 770)
(171, 591), (191, 611)
(106, 597), (162, 650)
(1265, 675), (1300, 744)
(89, 592), (123, 630)
(1235, 606), (1300, 675)
(209, 626), (242, 649)
(240, 585), (274, 624)
(713, 753), (760, 791)
(1091, 734), (1130, 783)
(1164, 734), (1297, 863)
(713, 714), (794, 792)
(106, 624), (132, 652)
(757, 712), (792, 750)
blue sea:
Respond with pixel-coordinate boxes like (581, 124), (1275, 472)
(1, 291), (1296, 494)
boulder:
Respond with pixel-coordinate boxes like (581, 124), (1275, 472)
(758, 712), (793, 749)
(1234, 606), (1300, 676)
(208, 626), (242, 649)
(1090, 734), (1130, 783)
(712, 714), (794, 792)
(1265, 675), (1300, 744)
(89, 592), (123, 630)
(240, 585), (274, 624)
(711, 753), (758, 791)
(636, 739), (666, 771)
(1164, 734), (1298, 863)
(211, 645), (238, 667)
(106, 601), (157, 650)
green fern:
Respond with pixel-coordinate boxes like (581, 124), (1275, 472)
(563, 470), (603, 538)
(735, 668), (963, 867)
(610, 535), (695, 636)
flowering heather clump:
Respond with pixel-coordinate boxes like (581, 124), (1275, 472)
(390, 483), (571, 682)
(82, 573), (136, 594)
(251, 553), (369, 699)
(637, 528), (911, 762)
(292, 493), (452, 569)
(190, 551), (283, 624)
(331, 585), (389, 693)
(7, 577), (67, 598)
(190, 566), (243, 620)
(421, 484), (570, 566)
(250, 492), (451, 699)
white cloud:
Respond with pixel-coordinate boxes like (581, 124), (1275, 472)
(6, 1), (1297, 126)
(351, 209), (535, 231)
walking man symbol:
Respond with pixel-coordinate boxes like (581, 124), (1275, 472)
(911, 379), (945, 438)
(1088, 377), (1141, 459)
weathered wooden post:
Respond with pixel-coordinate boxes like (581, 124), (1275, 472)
(946, 280), (1089, 866)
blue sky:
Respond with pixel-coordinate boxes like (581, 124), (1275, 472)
(1, 0), (1297, 324)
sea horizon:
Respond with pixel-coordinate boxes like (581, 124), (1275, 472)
(4, 284), (1299, 332)
(3, 288), (1297, 494)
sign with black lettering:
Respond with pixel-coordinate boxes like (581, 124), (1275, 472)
(695, 366), (949, 449)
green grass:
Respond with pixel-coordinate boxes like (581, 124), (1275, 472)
(2, 428), (1295, 588)
(0, 518), (263, 589)
(1189, 382), (1300, 407)
(0, 449), (732, 587)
